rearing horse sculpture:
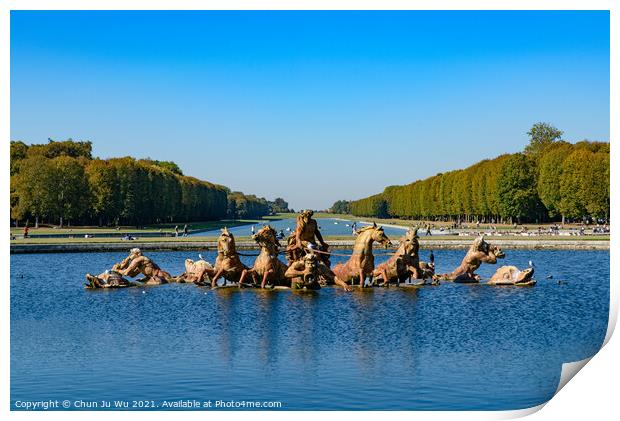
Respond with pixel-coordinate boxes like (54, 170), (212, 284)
(208, 227), (250, 288)
(239, 225), (288, 289)
(372, 227), (422, 286)
(332, 223), (392, 290)
(373, 227), (436, 285)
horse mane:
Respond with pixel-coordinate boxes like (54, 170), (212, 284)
(357, 225), (380, 233)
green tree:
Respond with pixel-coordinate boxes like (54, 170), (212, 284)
(524, 122), (563, 157)
(142, 159), (183, 175)
(10, 141), (29, 176)
(536, 142), (573, 219)
(27, 139), (92, 159)
(86, 159), (121, 226)
(496, 153), (542, 223)
(559, 148), (610, 220)
(48, 156), (90, 226)
(11, 155), (55, 226)
(330, 200), (351, 214)
(270, 197), (290, 213)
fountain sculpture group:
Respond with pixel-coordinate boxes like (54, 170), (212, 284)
(85, 210), (536, 290)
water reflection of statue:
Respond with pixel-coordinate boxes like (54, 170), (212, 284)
(286, 210), (331, 266)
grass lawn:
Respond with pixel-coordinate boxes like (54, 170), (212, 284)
(9, 218), (272, 235)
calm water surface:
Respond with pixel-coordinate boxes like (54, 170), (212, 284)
(11, 249), (609, 410)
(192, 217), (415, 238)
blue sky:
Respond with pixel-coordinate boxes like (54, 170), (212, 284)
(10, 11), (610, 210)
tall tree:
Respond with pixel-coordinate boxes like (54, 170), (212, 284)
(11, 155), (55, 226)
(86, 159), (121, 226)
(48, 156), (90, 226)
(524, 122), (563, 157)
(536, 142), (573, 220)
(496, 154), (542, 223)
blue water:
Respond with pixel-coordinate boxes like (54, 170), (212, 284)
(192, 217), (414, 238)
(11, 249), (609, 410)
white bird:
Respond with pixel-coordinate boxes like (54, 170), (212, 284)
(199, 254), (204, 260)
(528, 260), (535, 268)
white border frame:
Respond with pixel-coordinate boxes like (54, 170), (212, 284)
(2, 2), (617, 420)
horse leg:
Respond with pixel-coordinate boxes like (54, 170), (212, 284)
(261, 269), (274, 289)
(334, 276), (352, 292)
(210, 268), (224, 288)
(192, 268), (207, 285)
(238, 269), (250, 288)
(381, 268), (390, 288)
(239, 269), (256, 288)
(359, 270), (365, 288)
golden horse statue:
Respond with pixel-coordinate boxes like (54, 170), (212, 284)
(239, 225), (289, 289)
(208, 228), (250, 288)
(332, 223), (392, 289)
(372, 227), (435, 286)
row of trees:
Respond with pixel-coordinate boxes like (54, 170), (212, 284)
(343, 123), (609, 223)
(226, 193), (291, 219)
(330, 200), (352, 214)
(10, 140), (285, 227)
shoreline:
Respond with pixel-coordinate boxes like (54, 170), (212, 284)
(10, 238), (610, 254)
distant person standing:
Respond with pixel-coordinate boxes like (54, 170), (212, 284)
(174, 225), (179, 237)
(23, 225), (29, 238)
(251, 225), (255, 235)
(183, 224), (188, 237)
(426, 225), (432, 236)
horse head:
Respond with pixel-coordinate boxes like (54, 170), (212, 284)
(217, 227), (236, 255)
(399, 227), (419, 256)
(253, 225), (281, 248)
(358, 223), (392, 249)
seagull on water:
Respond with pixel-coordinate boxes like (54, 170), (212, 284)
(199, 254), (204, 260)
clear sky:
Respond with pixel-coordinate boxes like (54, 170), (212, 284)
(10, 10), (610, 210)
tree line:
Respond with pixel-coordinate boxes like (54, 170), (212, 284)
(226, 192), (290, 219)
(338, 123), (609, 224)
(10, 139), (288, 227)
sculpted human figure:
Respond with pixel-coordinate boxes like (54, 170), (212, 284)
(175, 254), (213, 285)
(488, 265), (535, 286)
(117, 248), (172, 285)
(85, 270), (136, 289)
(437, 236), (505, 282)
(208, 227), (249, 288)
(285, 252), (322, 290)
(239, 225), (288, 289)
(286, 210), (331, 266)
(331, 223), (392, 290)
(111, 248), (139, 272)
